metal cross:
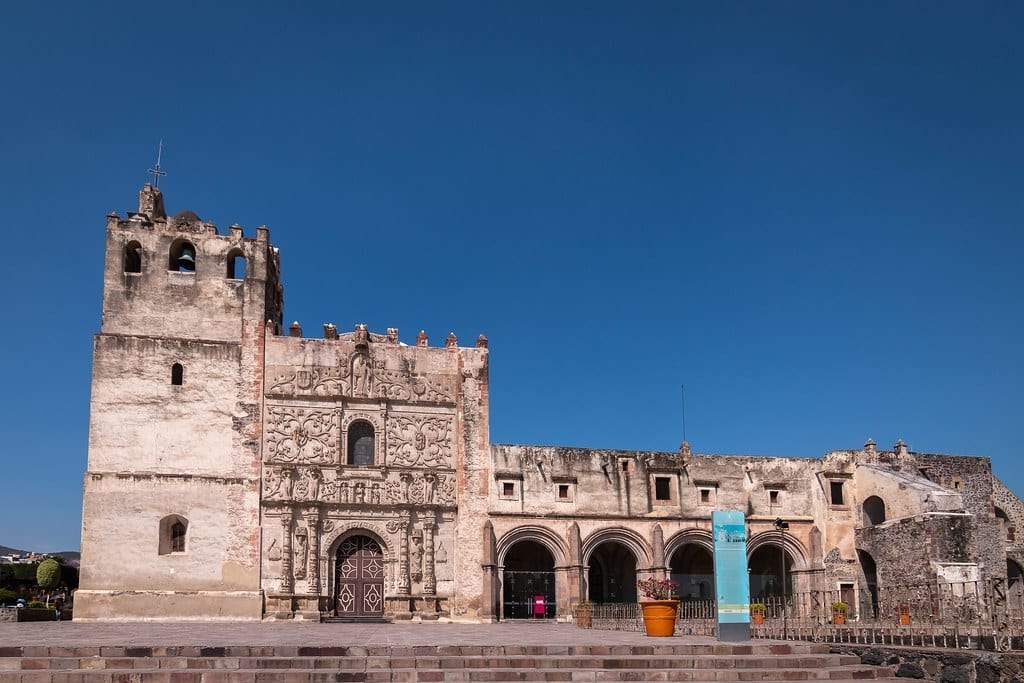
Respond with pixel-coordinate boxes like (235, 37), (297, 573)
(147, 140), (167, 187)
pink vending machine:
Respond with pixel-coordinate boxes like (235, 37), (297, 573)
(532, 595), (546, 618)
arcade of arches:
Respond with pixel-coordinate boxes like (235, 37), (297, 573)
(497, 530), (804, 619)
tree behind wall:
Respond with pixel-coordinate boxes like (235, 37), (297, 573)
(36, 559), (60, 606)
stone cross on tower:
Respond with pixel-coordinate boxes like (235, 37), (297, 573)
(147, 140), (167, 187)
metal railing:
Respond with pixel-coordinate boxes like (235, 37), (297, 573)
(573, 580), (1024, 650)
(579, 599), (717, 636)
(750, 579), (1024, 651)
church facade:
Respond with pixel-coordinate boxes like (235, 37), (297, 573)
(75, 184), (1024, 621)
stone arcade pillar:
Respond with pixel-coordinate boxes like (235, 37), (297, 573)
(564, 522), (585, 613)
(480, 520), (499, 622)
(280, 512), (294, 594)
(652, 524), (668, 580)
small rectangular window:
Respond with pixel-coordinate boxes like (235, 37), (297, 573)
(769, 490), (780, 506)
(655, 477), (671, 501)
(502, 482), (515, 498)
(700, 488), (711, 504)
(558, 484), (570, 499)
(621, 460), (629, 472)
(830, 481), (845, 506)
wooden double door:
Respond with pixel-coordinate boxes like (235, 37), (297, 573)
(334, 535), (385, 617)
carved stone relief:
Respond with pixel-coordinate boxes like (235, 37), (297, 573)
(263, 467), (457, 507)
(265, 362), (454, 404)
(265, 407), (339, 464)
(386, 415), (454, 468)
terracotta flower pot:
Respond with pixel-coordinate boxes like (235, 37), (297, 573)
(640, 600), (678, 637)
(833, 613), (846, 625)
(899, 609), (911, 626)
(752, 612), (765, 625)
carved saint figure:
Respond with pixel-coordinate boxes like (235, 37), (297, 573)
(267, 537), (281, 561)
(306, 468), (321, 502)
(352, 352), (372, 397)
(423, 473), (437, 504)
(410, 535), (424, 582)
(339, 482), (350, 503)
(281, 469), (295, 500)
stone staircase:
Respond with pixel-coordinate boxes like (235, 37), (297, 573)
(0, 643), (901, 682)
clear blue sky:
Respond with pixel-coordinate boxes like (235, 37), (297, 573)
(1, 3), (1021, 552)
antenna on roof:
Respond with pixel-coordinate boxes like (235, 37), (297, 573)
(681, 384), (687, 444)
(147, 140), (167, 187)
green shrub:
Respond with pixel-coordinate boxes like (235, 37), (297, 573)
(27, 600), (45, 608)
(0, 588), (17, 605)
(36, 559), (60, 590)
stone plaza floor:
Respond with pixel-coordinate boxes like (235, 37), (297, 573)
(0, 622), (732, 648)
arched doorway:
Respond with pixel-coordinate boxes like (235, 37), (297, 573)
(858, 549), (879, 618)
(748, 544), (793, 601)
(669, 544), (714, 602)
(502, 540), (555, 619)
(588, 541), (637, 603)
(334, 535), (384, 617)
(1009, 559), (1023, 587)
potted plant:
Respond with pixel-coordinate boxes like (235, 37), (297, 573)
(750, 602), (767, 625)
(637, 578), (679, 637)
(831, 601), (848, 625)
(574, 601), (594, 628)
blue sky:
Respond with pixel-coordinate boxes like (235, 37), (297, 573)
(1, 3), (1021, 552)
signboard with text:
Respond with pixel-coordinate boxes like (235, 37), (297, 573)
(713, 510), (750, 640)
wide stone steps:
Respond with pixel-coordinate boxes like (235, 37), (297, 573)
(0, 644), (898, 682)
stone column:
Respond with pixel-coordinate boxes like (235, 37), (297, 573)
(280, 511), (294, 593)
(307, 507), (321, 595)
(652, 524), (667, 579)
(398, 519), (411, 594)
(422, 520), (436, 595)
(480, 520), (499, 622)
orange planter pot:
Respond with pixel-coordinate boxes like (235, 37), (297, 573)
(752, 612), (765, 625)
(833, 613), (846, 625)
(640, 600), (679, 637)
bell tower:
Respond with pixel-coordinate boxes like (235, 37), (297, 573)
(76, 183), (283, 621)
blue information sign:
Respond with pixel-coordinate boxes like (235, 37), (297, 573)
(713, 510), (750, 640)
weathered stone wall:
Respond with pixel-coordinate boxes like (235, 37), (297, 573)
(835, 645), (1023, 683)
(77, 185), (277, 621)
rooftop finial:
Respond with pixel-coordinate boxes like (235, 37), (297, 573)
(147, 140), (167, 187)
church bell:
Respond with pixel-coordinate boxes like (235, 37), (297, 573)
(177, 246), (196, 271)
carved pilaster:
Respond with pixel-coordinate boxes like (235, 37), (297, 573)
(398, 518), (411, 594)
(307, 507), (321, 594)
(423, 520), (436, 595)
(280, 512), (294, 593)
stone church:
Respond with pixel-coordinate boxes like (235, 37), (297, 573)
(75, 184), (1024, 622)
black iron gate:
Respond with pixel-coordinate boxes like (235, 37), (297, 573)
(502, 570), (556, 619)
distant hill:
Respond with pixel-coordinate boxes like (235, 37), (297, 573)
(0, 545), (80, 567)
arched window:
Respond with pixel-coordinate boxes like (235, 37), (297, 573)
(158, 515), (188, 555)
(996, 507), (1015, 542)
(124, 241), (142, 274)
(169, 239), (196, 273)
(347, 421), (375, 466)
(171, 363), (183, 386)
(862, 496), (886, 526)
(227, 250), (247, 279)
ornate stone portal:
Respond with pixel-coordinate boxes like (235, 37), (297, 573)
(261, 335), (461, 621)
